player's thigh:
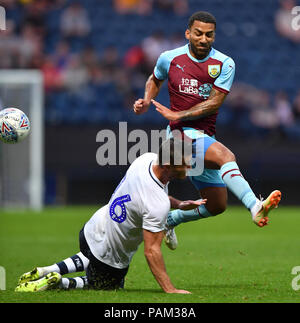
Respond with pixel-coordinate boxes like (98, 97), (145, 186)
(189, 168), (227, 215)
(204, 141), (236, 169)
(79, 227), (128, 290)
(199, 186), (228, 215)
(86, 253), (128, 290)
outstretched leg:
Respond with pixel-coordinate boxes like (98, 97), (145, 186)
(207, 142), (281, 225)
(16, 252), (90, 291)
(167, 141), (281, 229)
(17, 251), (89, 285)
(15, 272), (89, 292)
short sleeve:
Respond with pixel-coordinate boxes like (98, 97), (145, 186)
(142, 202), (169, 232)
(213, 57), (235, 93)
(153, 52), (170, 81)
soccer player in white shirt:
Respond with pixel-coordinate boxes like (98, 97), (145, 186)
(16, 139), (206, 294)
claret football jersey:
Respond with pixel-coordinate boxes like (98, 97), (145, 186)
(153, 44), (235, 136)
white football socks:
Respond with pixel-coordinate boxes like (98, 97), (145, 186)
(250, 198), (263, 219)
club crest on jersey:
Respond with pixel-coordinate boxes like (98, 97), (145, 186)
(208, 65), (220, 78)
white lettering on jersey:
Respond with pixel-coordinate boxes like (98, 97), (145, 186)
(179, 78), (212, 99)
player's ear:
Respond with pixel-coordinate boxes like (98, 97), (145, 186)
(212, 30), (216, 42)
(162, 164), (171, 174)
(185, 29), (190, 40)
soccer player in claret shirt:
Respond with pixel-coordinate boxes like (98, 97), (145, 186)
(133, 11), (281, 248)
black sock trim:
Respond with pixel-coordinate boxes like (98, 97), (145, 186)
(71, 254), (84, 272)
(56, 261), (69, 275)
(68, 278), (77, 289)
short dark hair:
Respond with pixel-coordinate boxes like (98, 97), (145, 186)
(157, 137), (192, 166)
(188, 11), (217, 29)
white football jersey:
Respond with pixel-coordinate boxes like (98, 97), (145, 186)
(84, 153), (170, 269)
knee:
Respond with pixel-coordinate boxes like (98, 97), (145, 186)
(222, 149), (236, 164)
(206, 204), (227, 216)
(211, 143), (236, 168)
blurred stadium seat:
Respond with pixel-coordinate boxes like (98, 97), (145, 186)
(4, 0), (300, 129)
(2, 0), (300, 205)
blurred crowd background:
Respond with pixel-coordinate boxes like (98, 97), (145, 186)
(1, 0), (300, 204)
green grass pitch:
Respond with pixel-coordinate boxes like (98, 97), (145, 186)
(0, 205), (299, 303)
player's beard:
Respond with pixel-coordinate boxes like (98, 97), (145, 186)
(189, 42), (211, 60)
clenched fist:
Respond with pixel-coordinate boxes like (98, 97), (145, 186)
(133, 99), (151, 115)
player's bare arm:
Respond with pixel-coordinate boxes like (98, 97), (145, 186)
(143, 229), (191, 294)
(133, 75), (164, 115)
(178, 88), (227, 121)
(169, 196), (207, 211)
(152, 88), (227, 121)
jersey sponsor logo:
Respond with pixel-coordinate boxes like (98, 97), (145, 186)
(109, 194), (131, 223)
(208, 64), (221, 78)
(179, 78), (212, 99)
(179, 78), (199, 95)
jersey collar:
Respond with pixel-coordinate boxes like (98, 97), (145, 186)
(149, 161), (167, 190)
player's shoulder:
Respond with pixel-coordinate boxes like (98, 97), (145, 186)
(133, 152), (157, 166)
(210, 47), (235, 65)
(143, 182), (170, 216)
(158, 44), (189, 63)
(131, 153), (169, 208)
(128, 152), (157, 178)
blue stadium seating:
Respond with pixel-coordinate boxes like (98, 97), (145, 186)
(17, 0), (298, 125)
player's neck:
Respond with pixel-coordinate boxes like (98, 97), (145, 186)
(152, 164), (169, 185)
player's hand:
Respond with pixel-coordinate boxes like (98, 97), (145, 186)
(133, 98), (151, 115)
(151, 99), (179, 121)
(178, 199), (207, 211)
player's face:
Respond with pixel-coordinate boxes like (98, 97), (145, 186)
(171, 165), (189, 179)
(168, 157), (192, 180)
(185, 21), (215, 59)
